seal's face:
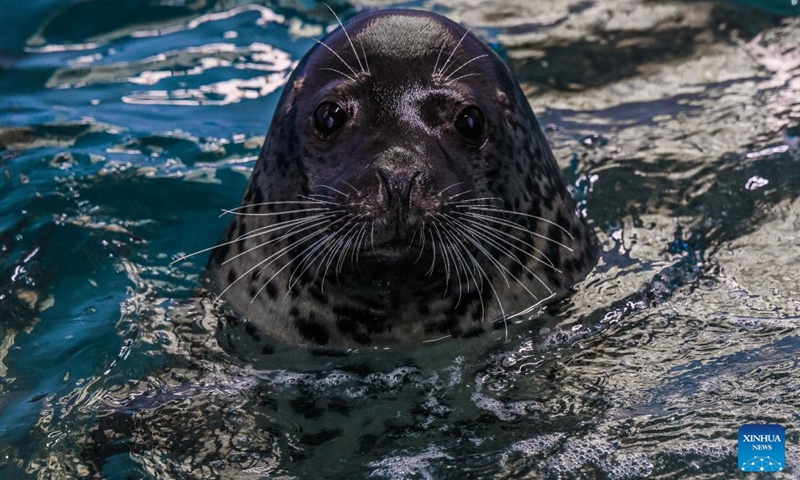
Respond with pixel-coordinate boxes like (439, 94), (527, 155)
(287, 13), (507, 261)
(207, 10), (597, 346)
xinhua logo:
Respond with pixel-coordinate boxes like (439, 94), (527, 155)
(738, 424), (786, 472)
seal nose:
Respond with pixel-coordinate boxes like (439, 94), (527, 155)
(378, 169), (421, 212)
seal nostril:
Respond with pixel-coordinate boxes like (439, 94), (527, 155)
(376, 169), (422, 210)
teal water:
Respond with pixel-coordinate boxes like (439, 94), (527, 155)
(1, 0), (800, 478)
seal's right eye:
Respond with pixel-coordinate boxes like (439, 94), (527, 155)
(313, 102), (347, 138)
(454, 106), (485, 145)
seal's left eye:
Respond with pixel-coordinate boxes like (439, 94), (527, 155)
(314, 102), (347, 138)
(455, 106), (485, 145)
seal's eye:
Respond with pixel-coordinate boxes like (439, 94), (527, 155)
(314, 102), (347, 138)
(455, 106), (485, 144)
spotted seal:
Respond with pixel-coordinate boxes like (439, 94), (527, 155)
(202, 9), (597, 347)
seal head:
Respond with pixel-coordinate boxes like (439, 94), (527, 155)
(208, 9), (597, 346)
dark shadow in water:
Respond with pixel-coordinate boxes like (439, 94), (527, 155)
(508, 4), (782, 93)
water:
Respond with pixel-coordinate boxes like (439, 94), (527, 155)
(1, 0), (799, 478)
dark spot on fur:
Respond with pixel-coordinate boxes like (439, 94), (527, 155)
(295, 318), (330, 345)
(261, 344), (275, 355)
(265, 281), (278, 299)
(461, 326), (485, 338)
(335, 316), (372, 344)
(251, 188), (264, 206)
(244, 322), (262, 342)
(424, 314), (459, 334)
(210, 242), (230, 265)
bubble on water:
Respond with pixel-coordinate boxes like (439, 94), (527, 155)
(509, 433), (565, 457)
(600, 452), (655, 479)
(546, 435), (613, 473)
(444, 356), (465, 387)
(364, 366), (418, 389)
(536, 435), (658, 480)
(367, 446), (452, 480)
(470, 391), (542, 421)
(669, 441), (733, 460)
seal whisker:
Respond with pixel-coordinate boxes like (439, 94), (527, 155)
(316, 184), (350, 199)
(438, 30), (470, 79)
(214, 227), (328, 305)
(370, 220), (376, 253)
(432, 219), (465, 305)
(444, 53), (488, 81)
(445, 213), (555, 294)
(336, 224), (361, 277)
(360, 39), (370, 75)
(446, 238), (467, 308)
(323, 3), (366, 75)
(408, 227), (418, 248)
(255, 227), (337, 307)
(455, 214), (560, 271)
(455, 210), (574, 252)
(437, 223), (488, 323)
(437, 181), (464, 196)
(446, 189), (475, 201)
(433, 39), (446, 77)
(458, 205), (576, 241)
(253, 215), (355, 306)
(297, 195), (341, 206)
(320, 67), (356, 82)
(426, 228), (437, 276)
(446, 72), (482, 84)
(351, 222), (369, 270)
(313, 39), (359, 77)
(440, 214), (510, 288)
(441, 219), (474, 295)
(319, 229), (350, 286)
(429, 221), (452, 296)
(222, 217), (335, 266)
(236, 213), (337, 242)
(319, 217), (364, 291)
(341, 180), (362, 196)
(225, 200), (331, 212)
(308, 193), (335, 200)
(444, 223), (512, 341)
(170, 214), (330, 266)
(285, 213), (359, 292)
(414, 223), (427, 264)
(445, 196), (503, 205)
(459, 224), (542, 300)
(221, 207), (330, 217)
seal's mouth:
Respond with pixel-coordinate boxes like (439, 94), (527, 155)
(357, 224), (427, 263)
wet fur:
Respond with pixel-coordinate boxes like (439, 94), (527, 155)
(207, 9), (597, 346)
